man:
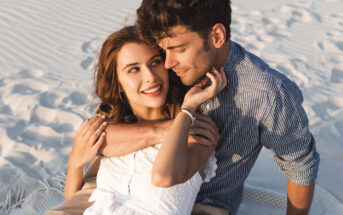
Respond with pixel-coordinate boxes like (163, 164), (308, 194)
(103, 0), (319, 214)
(46, 0), (319, 215)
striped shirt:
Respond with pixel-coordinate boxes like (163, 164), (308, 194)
(196, 41), (320, 215)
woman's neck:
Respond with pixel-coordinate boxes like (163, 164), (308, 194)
(132, 107), (165, 122)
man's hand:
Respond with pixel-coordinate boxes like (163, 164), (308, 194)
(99, 120), (173, 157)
(287, 180), (315, 215)
(99, 113), (219, 158)
(188, 113), (219, 147)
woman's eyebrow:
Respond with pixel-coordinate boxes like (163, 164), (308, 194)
(121, 54), (161, 71)
(149, 54), (161, 60)
(122, 62), (138, 71)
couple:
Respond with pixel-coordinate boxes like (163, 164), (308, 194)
(46, 0), (320, 215)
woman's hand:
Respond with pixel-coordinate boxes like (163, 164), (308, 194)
(68, 114), (107, 169)
(181, 67), (227, 114)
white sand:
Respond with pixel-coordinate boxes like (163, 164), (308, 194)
(0, 0), (342, 214)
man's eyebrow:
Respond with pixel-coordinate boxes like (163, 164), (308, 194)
(165, 43), (187, 50)
(121, 54), (161, 71)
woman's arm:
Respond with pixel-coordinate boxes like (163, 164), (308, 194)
(151, 113), (217, 187)
(64, 115), (107, 199)
(151, 67), (227, 187)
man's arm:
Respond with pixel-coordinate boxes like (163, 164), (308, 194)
(99, 120), (172, 157)
(287, 180), (315, 215)
(260, 79), (319, 215)
(99, 114), (219, 158)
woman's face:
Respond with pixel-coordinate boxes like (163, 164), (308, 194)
(116, 43), (169, 115)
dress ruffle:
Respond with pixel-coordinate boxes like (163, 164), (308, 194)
(84, 188), (119, 215)
(203, 152), (218, 183)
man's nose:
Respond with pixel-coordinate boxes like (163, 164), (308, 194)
(164, 51), (177, 69)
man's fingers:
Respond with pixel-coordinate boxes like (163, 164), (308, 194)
(189, 127), (217, 146)
(191, 121), (218, 141)
(190, 134), (217, 147)
(194, 114), (218, 132)
(191, 135), (211, 146)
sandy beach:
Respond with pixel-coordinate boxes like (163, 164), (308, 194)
(0, 0), (342, 214)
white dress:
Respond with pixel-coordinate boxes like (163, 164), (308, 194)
(83, 144), (217, 215)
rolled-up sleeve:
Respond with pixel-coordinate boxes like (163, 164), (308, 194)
(260, 79), (320, 185)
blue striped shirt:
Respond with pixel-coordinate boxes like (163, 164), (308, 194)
(196, 41), (320, 215)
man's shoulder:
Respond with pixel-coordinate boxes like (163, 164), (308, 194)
(228, 41), (296, 96)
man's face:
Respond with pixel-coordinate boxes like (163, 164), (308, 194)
(158, 26), (217, 86)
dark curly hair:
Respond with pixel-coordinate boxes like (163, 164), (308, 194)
(136, 0), (232, 43)
(95, 26), (187, 123)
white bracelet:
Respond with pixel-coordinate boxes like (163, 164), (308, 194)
(181, 109), (196, 127)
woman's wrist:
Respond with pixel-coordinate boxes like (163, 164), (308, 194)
(180, 109), (196, 127)
(68, 156), (85, 170)
(180, 104), (197, 115)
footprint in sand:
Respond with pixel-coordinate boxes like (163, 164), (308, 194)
(18, 69), (44, 78)
(39, 92), (59, 108)
(81, 38), (102, 54)
(0, 104), (12, 115)
(330, 63), (343, 83)
(311, 12), (322, 23)
(81, 38), (102, 70)
(81, 56), (94, 70)
(334, 120), (343, 139)
(12, 80), (49, 95)
(0, 78), (5, 87)
(335, 41), (343, 52)
(6, 120), (27, 140)
(63, 91), (88, 105)
(5, 151), (42, 179)
(311, 99), (342, 121)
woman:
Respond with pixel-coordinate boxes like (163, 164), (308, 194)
(66, 26), (227, 215)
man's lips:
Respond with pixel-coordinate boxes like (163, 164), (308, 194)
(174, 70), (187, 77)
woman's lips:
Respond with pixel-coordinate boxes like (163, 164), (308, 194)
(141, 84), (162, 97)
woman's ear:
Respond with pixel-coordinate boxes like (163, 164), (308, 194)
(210, 23), (226, 49)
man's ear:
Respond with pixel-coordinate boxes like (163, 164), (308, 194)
(210, 23), (226, 48)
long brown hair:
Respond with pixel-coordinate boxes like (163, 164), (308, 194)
(95, 26), (187, 123)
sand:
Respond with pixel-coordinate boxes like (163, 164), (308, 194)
(0, 0), (342, 214)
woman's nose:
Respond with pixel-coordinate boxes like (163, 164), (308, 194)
(142, 66), (158, 83)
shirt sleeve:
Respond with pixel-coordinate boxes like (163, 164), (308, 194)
(260, 79), (320, 185)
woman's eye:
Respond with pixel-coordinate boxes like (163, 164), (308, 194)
(128, 67), (139, 73)
(151, 59), (162, 66)
(151, 60), (162, 66)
